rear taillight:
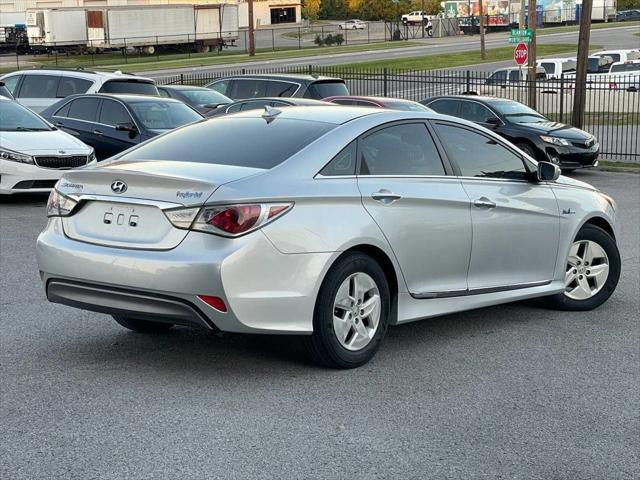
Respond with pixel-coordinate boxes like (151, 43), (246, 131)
(46, 189), (79, 217)
(609, 81), (617, 89)
(164, 203), (293, 238)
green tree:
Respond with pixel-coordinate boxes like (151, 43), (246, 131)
(302, 0), (322, 21)
(319, 0), (350, 19)
(616, 0), (640, 9)
(357, 0), (412, 21)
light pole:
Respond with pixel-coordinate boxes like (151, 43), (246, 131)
(248, 0), (255, 56)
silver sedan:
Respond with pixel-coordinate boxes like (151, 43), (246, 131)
(37, 106), (621, 368)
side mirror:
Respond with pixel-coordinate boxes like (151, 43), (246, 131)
(537, 161), (561, 182)
(485, 117), (501, 127)
(115, 122), (138, 138)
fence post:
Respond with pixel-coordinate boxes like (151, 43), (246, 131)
(309, 64), (313, 76)
(124, 38), (128, 64)
(272, 28), (275, 52)
(298, 27), (301, 49)
(367, 23), (370, 44)
(383, 68), (388, 97)
(180, 73), (184, 85)
(54, 42), (58, 66)
(244, 30), (248, 54)
(559, 73), (565, 123)
(156, 36), (160, 60)
(466, 70), (471, 93)
(15, 42), (19, 69)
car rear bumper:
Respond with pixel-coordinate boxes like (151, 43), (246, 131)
(37, 218), (335, 334)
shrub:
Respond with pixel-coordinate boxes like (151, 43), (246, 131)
(324, 33), (335, 46)
(334, 33), (344, 45)
(314, 34), (324, 46)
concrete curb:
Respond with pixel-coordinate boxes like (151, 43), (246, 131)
(597, 166), (640, 174)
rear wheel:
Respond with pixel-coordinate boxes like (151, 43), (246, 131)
(304, 252), (390, 369)
(545, 224), (620, 311)
(112, 315), (174, 333)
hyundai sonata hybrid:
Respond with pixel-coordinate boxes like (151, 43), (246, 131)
(37, 106), (621, 368)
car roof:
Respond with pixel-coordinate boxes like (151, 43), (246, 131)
(326, 95), (417, 103)
(157, 85), (211, 91)
(212, 73), (344, 83)
(231, 97), (333, 105)
(425, 95), (515, 104)
(2, 69), (153, 82)
(59, 93), (180, 103)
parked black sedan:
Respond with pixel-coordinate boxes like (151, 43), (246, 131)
(205, 97), (334, 117)
(157, 85), (231, 115)
(40, 94), (203, 160)
(422, 95), (599, 171)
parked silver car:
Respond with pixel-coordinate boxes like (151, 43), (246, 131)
(37, 107), (621, 368)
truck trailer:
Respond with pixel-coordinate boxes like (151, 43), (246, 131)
(25, 4), (238, 53)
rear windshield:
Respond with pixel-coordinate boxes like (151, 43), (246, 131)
(117, 117), (335, 169)
(305, 81), (349, 99)
(98, 80), (159, 95)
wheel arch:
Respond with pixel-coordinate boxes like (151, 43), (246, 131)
(582, 215), (616, 240)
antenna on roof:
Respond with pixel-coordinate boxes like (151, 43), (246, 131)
(262, 105), (282, 123)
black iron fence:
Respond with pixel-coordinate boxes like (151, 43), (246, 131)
(158, 66), (639, 162)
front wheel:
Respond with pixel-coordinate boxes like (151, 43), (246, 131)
(545, 224), (620, 311)
(112, 315), (174, 333)
(304, 252), (390, 369)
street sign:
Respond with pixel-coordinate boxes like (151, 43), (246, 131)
(509, 27), (533, 44)
(514, 43), (528, 66)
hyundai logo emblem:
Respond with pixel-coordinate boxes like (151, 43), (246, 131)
(111, 180), (127, 194)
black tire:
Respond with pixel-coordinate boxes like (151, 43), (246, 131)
(515, 142), (537, 160)
(112, 315), (174, 333)
(545, 224), (620, 311)
(304, 252), (390, 369)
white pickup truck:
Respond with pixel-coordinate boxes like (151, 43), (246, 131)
(401, 11), (431, 25)
(535, 58), (576, 79)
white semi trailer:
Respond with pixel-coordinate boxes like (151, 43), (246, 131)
(26, 4), (238, 53)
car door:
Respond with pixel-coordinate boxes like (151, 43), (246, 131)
(57, 97), (102, 152)
(430, 120), (560, 290)
(357, 121), (472, 295)
(96, 98), (139, 159)
(15, 74), (60, 113)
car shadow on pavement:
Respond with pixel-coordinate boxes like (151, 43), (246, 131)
(51, 299), (549, 375)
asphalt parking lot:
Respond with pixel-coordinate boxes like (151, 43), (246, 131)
(1, 170), (638, 479)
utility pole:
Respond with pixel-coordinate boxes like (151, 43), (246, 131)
(479, 0), (485, 59)
(527, 0), (537, 109)
(572, 0), (593, 129)
(519, 0), (525, 28)
(422, 0), (425, 38)
(248, 0), (255, 56)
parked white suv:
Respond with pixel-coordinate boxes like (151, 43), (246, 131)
(0, 69), (158, 113)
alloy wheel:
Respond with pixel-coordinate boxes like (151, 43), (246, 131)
(332, 272), (381, 351)
(564, 240), (610, 300)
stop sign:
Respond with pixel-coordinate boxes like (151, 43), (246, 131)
(514, 43), (528, 66)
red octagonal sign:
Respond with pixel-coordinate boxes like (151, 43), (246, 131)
(514, 42), (528, 66)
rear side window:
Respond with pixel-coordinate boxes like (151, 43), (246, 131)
(98, 80), (158, 95)
(428, 99), (459, 116)
(266, 81), (298, 97)
(53, 101), (72, 118)
(540, 63), (555, 74)
(99, 99), (132, 126)
(459, 101), (496, 123)
(330, 99), (354, 105)
(305, 81), (349, 99)
(433, 123), (527, 180)
(18, 75), (59, 98)
(118, 117), (335, 169)
(57, 77), (93, 97)
(319, 141), (357, 176)
(157, 88), (171, 98)
(67, 98), (101, 122)
(360, 123), (445, 176)
(209, 80), (231, 96)
(230, 80), (267, 99)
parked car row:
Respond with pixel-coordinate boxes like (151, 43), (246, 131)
(1, 67), (601, 196)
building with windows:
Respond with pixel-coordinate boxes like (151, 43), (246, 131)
(0, 0), (301, 28)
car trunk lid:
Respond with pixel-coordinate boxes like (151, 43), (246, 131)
(58, 159), (264, 250)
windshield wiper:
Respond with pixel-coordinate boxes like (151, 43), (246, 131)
(15, 126), (51, 131)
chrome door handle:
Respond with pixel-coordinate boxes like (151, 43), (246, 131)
(93, 130), (103, 135)
(371, 189), (402, 204)
(473, 197), (496, 209)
